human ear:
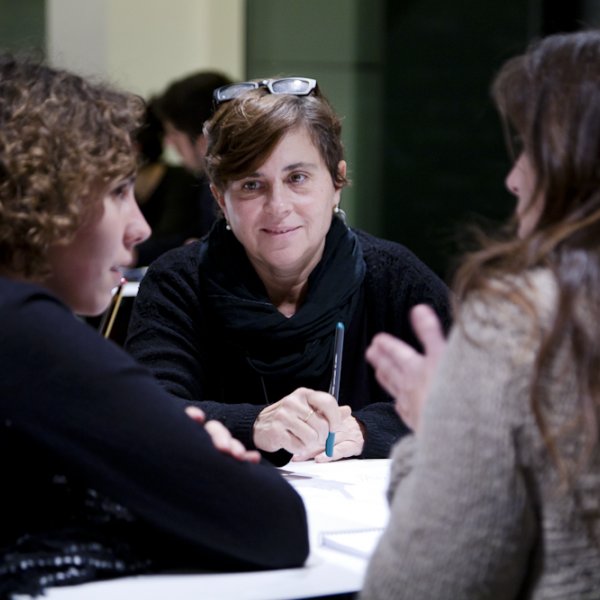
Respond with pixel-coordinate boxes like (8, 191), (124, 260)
(211, 184), (227, 217)
(337, 160), (347, 184)
(333, 161), (347, 207)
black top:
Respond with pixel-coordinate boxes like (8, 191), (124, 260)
(126, 225), (452, 465)
(0, 277), (308, 596)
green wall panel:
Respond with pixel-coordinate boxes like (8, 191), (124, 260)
(0, 0), (45, 53)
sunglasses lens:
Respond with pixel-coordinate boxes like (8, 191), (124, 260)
(270, 78), (315, 95)
(215, 82), (258, 102)
(214, 78), (317, 104)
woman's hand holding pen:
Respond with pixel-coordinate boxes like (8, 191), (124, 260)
(296, 412), (365, 463)
(185, 406), (261, 463)
(253, 387), (344, 457)
(366, 304), (446, 432)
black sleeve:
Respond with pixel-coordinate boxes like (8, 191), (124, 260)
(353, 403), (411, 459)
(125, 250), (278, 457)
(3, 293), (308, 570)
(353, 232), (453, 456)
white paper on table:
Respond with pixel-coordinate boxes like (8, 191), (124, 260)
(320, 527), (384, 559)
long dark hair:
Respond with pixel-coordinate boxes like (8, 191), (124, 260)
(454, 31), (600, 485)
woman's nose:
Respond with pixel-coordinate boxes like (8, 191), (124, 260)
(263, 183), (291, 215)
(126, 192), (152, 247)
(505, 165), (519, 197)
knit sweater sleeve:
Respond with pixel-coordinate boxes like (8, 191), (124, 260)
(125, 247), (290, 464)
(361, 286), (541, 599)
(351, 231), (452, 458)
(1, 281), (309, 571)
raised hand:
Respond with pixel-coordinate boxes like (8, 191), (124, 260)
(366, 304), (446, 432)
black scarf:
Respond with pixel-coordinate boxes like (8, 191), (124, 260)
(201, 217), (366, 379)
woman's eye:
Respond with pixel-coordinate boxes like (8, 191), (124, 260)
(111, 181), (132, 200)
(290, 173), (307, 184)
(242, 180), (261, 191)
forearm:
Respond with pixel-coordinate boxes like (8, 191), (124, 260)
(195, 400), (292, 466)
(8, 303), (309, 571)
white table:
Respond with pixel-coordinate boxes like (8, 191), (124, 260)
(18, 459), (390, 600)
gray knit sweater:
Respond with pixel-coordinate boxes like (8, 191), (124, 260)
(361, 269), (600, 599)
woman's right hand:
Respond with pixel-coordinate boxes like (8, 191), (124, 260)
(253, 387), (345, 457)
(366, 304), (446, 432)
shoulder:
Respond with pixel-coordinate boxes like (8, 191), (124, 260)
(134, 240), (209, 323)
(462, 269), (557, 336)
(353, 229), (449, 319)
(141, 240), (205, 291)
(457, 269), (558, 368)
(0, 277), (69, 322)
(354, 229), (445, 284)
(355, 228), (419, 263)
(0, 277), (138, 377)
(150, 236), (206, 270)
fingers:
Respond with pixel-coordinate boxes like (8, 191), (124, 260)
(367, 334), (424, 429)
(309, 390), (345, 433)
(204, 420), (261, 463)
(410, 304), (446, 360)
(254, 388), (350, 456)
(366, 305), (448, 433)
(263, 392), (331, 447)
(295, 413), (364, 463)
(186, 407), (260, 463)
(339, 405), (352, 420)
(313, 415), (365, 463)
(185, 405), (206, 423)
(366, 332), (418, 398)
(204, 419), (235, 451)
(366, 332), (416, 370)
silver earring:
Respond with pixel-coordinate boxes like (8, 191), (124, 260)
(225, 222), (231, 231)
(334, 205), (347, 224)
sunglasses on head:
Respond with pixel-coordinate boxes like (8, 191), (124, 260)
(213, 77), (318, 104)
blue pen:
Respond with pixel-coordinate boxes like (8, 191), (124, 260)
(326, 321), (345, 457)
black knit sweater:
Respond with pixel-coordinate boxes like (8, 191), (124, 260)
(126, 228), (452, 464)
(0, 276), (309, 597)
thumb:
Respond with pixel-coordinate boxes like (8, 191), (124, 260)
(410, 304), (446, 360)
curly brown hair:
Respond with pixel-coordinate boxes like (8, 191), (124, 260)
(0, 55), (144, 278)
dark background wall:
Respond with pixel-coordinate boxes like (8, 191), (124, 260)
(247, 0), (592, 282)
(381, 0), (587, 280)
(0, 0), (45, 52)
(1, 0), (593, 283)
(381, 1), (532, 280)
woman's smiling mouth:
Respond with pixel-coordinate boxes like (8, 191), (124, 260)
(262, 225), (301, 235)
